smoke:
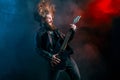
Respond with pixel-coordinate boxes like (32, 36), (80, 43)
(52, 0), (84, 29)
(51, 0), (120, 79)
(53, 0), (120, 30)
(83, 0), (120, 29)
(0, 0), (119, 80)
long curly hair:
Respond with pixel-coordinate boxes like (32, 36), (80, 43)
(34, 0), (56, 30)
(37, 0), (55, 19)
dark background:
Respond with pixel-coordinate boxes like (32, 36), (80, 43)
(0, 0), (120, 80)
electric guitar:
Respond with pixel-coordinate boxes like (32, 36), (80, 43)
(51, 16), (81, 70)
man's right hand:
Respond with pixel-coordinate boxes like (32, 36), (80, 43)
(51, 54), (61, 66)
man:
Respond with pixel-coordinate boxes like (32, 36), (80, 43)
(34, 0), (81, 80)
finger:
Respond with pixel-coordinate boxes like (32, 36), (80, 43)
(54, 54), (59, 57)
(55, 58), (61, 62)
(54, 59), (61, 63)
(52, 59), (60, 64)
(53, 57), (61, 62)
(70, 24), (76, 30)
(52, 56), (61, 62)
(52, 57), (60, 62)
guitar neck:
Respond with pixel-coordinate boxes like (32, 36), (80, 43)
(59, 28), (73, 53)
(58, 16), (81, 54)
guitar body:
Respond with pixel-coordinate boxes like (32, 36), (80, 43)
(52, 52), (68, 70)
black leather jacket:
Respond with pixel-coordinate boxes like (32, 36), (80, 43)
(36, 27), (75, 60)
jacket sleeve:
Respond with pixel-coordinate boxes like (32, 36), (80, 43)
(68, 28), (76, 42)
(36, 31), (52, 60)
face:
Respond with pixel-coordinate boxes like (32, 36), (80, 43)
(45, 14), (53, 26)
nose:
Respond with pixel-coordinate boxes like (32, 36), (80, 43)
(49, 18), (53, 22)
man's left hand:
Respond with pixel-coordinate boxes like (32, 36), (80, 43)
(70, 24), (77, 31)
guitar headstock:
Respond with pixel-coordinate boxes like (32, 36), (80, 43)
(73, 16), (81, 24)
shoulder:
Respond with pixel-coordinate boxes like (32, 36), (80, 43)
(36, 27), (47, 37)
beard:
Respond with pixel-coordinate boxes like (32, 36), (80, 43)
(44, 22), (56, 30)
